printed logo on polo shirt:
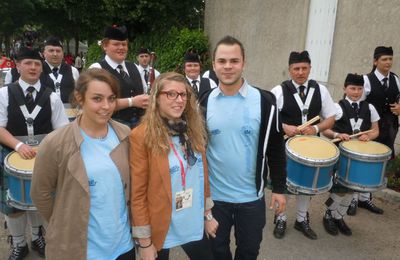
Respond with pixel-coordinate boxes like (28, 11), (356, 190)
(170, 165), (180, 175)
(88, 179), (97, 186)
(241, 125), (254, 146)
(210, 129), (221, 135)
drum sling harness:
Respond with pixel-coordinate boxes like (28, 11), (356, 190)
(8, 86), (53, 145)
(292, 86), (315, 124)
(49, 72), (63, 97)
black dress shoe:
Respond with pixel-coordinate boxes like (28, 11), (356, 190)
(8, 243), (29, 260)
(31, 226), (46, 257)
(323, 210), (338, 236)
(273, 216), (287, 239)
(335, 218), (352, 236)
(294, 219), (317, 240)
(347, 199), (357, 216)
(358, 199), (384, 214)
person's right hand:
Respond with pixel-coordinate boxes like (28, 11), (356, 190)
(139, 244), (158, 260)
(133, 94), (150, 109)
(17, 144), (36, 160)
(283, 124), (299, 137)
(337, 133), (350, 141)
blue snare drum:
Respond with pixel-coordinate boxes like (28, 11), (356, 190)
(4, 151), (36, 210)
(286, 136), (339, 195)
(337, 140), (391, 192)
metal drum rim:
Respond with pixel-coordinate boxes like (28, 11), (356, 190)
(339, 142), (392, 162)
(4, 154), (33, 178)
(336, 178), (387, 193)
(6, 190), (36, 211)
(286, 136), (340, 166)
(286, 179), (333, 195)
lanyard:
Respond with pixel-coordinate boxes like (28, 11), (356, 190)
(170, 141), (187, 190)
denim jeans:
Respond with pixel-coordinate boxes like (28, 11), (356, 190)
(210, 197), (266, 260)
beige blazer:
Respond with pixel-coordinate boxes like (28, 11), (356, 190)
(31, 116), (131, 260)
(130, 123), (213, 251)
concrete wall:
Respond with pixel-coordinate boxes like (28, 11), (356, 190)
(205, 0), (310, 90)
(205, 0), (400, 101)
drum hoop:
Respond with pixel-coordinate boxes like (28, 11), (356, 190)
(286, 145), (339, 167)
(286, 136), (340, 166)
(336, 178), (387, 192)
(4, 153), (34, 177)
(6, 191), (36, 211)
(339, 144), (391, 162)
(286, 179), (333, 195)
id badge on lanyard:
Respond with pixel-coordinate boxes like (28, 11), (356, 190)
(170, 141), (193, 211)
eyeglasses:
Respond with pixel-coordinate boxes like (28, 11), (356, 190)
(160, 91), (189, 100)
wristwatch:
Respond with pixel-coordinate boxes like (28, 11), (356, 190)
(204, 213), (213, 221)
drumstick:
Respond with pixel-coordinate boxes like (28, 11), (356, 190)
(284, 115), (320, 139)
(331, 129), (374, 143)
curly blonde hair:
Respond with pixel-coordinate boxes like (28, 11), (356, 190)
(141, 72), (207, 154)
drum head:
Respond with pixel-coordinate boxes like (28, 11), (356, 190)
(6, 151), (35, 172)
(287, 135), (338, 161)
(340, 140), (391, 155)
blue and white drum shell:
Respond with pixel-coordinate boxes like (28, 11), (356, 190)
(4, 151), (36, 210)
(337, 140), (391, 192)
(286, 136), (339, 195)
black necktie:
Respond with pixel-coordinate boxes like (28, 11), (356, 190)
(352, 102), (359, 119)
(144, 69), (149, 83)
(25, 86), (35, 113)
(117, 65), (128, 79)
(382, 77), (388, 89)
(52, 67), (59, 78)
(299, 85), (306, 102)
(191, 80), (199, 96)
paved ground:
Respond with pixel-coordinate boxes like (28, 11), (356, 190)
(0, 190), (399, 260)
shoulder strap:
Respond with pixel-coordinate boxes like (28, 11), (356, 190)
(8, 83), (26, 106)
(37, 88), (53, 107)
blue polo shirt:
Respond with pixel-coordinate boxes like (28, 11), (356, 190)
(206, 81), (262, 203)
(163, 136), (204, 249)
(80, 125), (133, 259)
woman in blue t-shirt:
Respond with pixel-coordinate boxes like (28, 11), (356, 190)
(130, 72), (218, 260)
(31, 68), (134, 260)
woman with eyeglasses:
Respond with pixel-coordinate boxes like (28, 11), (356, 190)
(31, 69), (134, 260)
(130, 72), (218, 260)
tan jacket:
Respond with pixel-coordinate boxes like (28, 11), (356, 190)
(31, 117), (131, 260)
(129, 123), (213, 251)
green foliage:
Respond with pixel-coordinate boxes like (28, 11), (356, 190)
(86, 28), (212, 73)
(86, 43), (103, 68)
(386, 156), (400, 191)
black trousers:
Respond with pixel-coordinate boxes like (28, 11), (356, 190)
(116, 247), (136, 260)
(156, 233), (213, 260)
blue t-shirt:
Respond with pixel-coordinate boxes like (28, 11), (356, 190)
(163, 136), (205, 249)
(206, 83), (262, 203)
(80, 125), (133, 259)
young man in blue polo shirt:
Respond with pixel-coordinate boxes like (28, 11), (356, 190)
(200, 35), (287, 260)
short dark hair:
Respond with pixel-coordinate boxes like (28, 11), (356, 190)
(213, 35), (245, 61)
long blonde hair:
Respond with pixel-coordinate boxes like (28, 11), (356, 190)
(142, 72), (207, 154)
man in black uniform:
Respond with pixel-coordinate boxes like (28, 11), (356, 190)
(41, 36), (79, 104)
(89, 25), (148, 128)
(183, 51), (217, 99)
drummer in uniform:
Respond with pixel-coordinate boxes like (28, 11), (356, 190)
(322, 73), (379, 236)
(89, 25), (148, 128)
(348, 46), (400, 215)
(0, 48), (68, 259)
(135, 47), (160, 94)
(270, 51), (336, 240)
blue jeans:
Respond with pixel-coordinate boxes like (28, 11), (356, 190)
(210, 197), (266, 260)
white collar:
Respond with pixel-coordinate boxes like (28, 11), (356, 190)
(345, 97), (362, 105)
(18, 78), (41, 92)
(374, 69), (390, 81)
(105, 55), (126, 70)
(186, 75), (201, 83)
(45, 60), (62, 70)
(210, 78), (248, 98)
(292, 80), (309, 89)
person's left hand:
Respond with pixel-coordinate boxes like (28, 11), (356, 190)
(269, 193), (286, 215)
(205, 218), (219, 238)
(358, 134), (370, 142)
(390, 103), (400, 116)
